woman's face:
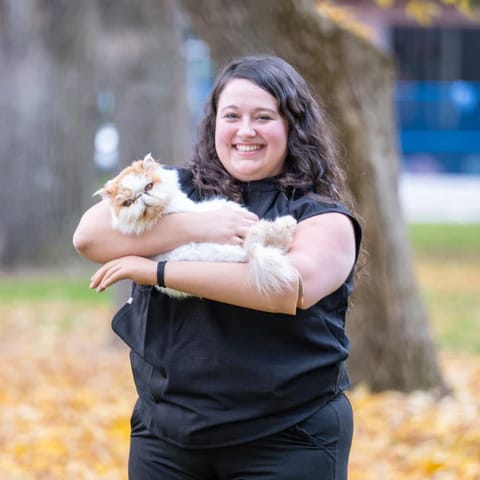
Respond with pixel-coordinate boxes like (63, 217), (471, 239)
(215, 78), (289, 182)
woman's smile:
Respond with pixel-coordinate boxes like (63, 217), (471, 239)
(234, 143), (264, 153)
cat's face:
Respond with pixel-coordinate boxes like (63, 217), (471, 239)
(95, 155), (171, 233)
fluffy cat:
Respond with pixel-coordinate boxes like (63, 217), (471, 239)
(95, 154), (298, 299)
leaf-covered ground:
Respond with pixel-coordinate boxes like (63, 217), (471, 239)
(1, 298), (479, 479)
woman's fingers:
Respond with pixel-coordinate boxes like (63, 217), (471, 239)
(214, 207), (259, 244)
(89, 259), (124, 291)
(243, 211), (259, 222)
(90, 263), (113, 291)
(236, 225), (251, 239)
(96, 263), (123, 292)
(89, 256), (158, 292)
(90, 263), (110, 289)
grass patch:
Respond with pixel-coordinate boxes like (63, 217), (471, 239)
(409, 223), (480, 353)
(408, 223), (480, 260)
(0, 274), (113, 305)
(421, 283), (480, 353)
(435, 297), (480, 353)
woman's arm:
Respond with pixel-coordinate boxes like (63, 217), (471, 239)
(72, 199), (258, 263)
(89, 257), (300, 314)
(88, 212), (356, 315)
(288, 212), (357, 309)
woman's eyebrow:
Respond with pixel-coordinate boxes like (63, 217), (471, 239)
(219, 104), (238, 113)
(253, 107), (278, 114)
(219, 105), (278, 114)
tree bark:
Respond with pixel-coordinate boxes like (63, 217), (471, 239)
(179, 0), (448, 393)
(0, 0), (98, 267)
(95, 0), (190, 169)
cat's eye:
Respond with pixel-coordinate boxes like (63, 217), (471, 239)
(144, 182), (154, 192)
(122, 199), (134, 207)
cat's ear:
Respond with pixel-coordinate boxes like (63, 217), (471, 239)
(92, 188), (105, 198)
(93, 181), (114, 199)
(143, 153), (157, 168)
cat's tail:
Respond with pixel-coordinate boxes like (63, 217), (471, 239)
(245, 245), (298, 296)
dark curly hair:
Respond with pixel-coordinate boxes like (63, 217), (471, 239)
(190, 55), (353, 210)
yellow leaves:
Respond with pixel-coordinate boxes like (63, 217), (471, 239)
(315, 1), (373, 40)
(0, 300), (135, 479)
(106, 416), (132, 442)
(375, 0), (395, 7)
(349, 353), (480, 479)
(405, 0), (442, 25)
(370, 1), (477, 25)
(404, 0), (478, 23)
(442, 0), (477, 17)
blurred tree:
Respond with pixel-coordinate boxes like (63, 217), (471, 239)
(95, 0), (189, 170)
(0, 0), (98, 267)
(179, 0), (448, 393)
(93, 0), (190, 309)
(0, 0), (188, 268)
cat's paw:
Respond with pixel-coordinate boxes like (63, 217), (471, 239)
(272, 215), (297, 236)
(245, 215), (297, 253)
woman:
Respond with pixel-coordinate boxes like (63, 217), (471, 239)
(74, 55), (362, 479)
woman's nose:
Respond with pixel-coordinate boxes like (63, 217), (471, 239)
(237, 119), (256, 138)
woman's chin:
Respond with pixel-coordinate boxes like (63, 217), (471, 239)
(224, 161), (272, 182)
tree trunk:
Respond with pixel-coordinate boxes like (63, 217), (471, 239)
(179, 0), (448, 393)
(92, 0), (190, 307)
(95, 0), (190, 170)
(0, 0), (98, 267)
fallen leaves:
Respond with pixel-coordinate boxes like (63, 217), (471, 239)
(0, 301), (136, 480)
(349, 353), (480, 479)
(1, 299), (480, 479)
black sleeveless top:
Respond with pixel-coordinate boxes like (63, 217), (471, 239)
(112, 168), (362, 448)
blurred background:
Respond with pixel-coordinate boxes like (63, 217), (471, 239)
(0, 1), (479, 478)
(0, 0), (478, 271)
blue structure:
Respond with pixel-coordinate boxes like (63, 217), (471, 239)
(396, 81), (480, 175)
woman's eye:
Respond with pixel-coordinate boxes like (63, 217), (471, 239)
(144, 182), (154, 192)
(122, 199), (134, 207)
(224, 113), (238, 119)
(257, 115), (272, 121)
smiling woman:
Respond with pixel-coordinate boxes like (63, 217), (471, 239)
(215, 78), (289, 181)
(73, 55), (362, 480)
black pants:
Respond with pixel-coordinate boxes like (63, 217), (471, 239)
(128, 393), (353, 480)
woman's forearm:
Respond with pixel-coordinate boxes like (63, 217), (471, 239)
(165, 261), (300, 315)
(73, 200), (260, 264)
(90, 256), (299, 315)
(90, 257), (299, 314)
(73, 200), (202, 263)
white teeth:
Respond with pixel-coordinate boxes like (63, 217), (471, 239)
(236, 144), (261, 152)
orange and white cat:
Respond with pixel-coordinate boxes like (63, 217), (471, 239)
(95, 154), (298, 298)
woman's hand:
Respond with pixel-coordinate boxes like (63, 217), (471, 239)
(192, 206), (259, 246)
(89, 256), (157, 292)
